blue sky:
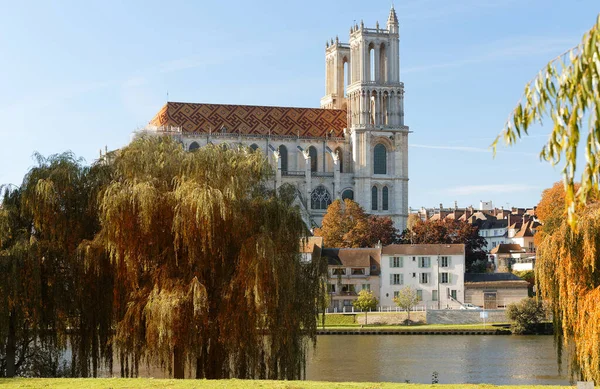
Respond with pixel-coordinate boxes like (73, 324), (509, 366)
(1, 0), (598, 209)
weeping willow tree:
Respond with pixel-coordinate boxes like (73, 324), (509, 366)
(494, 13), (600, 383)
(0, 185), (37, 377)
(537, 203), (600, 382)
(81, 135), (326, 379)
(19, 152), (114, 378)
(493, 14), (600, 228)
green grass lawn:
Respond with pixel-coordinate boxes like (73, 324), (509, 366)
(0, 378), (573, 389)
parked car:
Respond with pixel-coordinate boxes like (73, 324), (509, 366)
(460, 303), (480, 310)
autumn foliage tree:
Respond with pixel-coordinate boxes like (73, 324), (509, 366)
(314, 199), (399, 248)
(536, 201), (600, 382)
(401, 219), (487, 273)
(496, 15), (600, 380)
(1, 136), (327, 379)
(81, 136), (326, 379)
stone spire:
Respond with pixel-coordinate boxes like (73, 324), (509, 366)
(387, 4), (399, 32)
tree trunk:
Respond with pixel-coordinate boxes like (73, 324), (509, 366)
(5, 310), (16, 377)
(173, 345), (185, 379)
(407, 309), (411, 325)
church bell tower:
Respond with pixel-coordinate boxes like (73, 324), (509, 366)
(322, 6), (409, 231)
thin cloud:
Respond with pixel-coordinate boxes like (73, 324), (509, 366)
(444, 184), (540, 196)
(409, 143), (537, 157)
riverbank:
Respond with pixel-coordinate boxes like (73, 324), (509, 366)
(0, 378), (572, 388)
(318, 323), (512, 334)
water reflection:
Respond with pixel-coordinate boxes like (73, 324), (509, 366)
(305, 335), (569, 385)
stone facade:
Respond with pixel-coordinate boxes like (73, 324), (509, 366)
(142, 6), (409, 230)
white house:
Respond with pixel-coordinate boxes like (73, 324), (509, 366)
(379, 244), (465, 309)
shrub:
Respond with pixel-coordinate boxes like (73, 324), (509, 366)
(507, 298), (547, 334)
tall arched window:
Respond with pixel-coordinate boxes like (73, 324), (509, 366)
(250, 144), (259, 152)
(382, 186), (389, 210)
(335, 147), (344, 173)
(278, 145), (288, 172)
(189, 142), (200, 151)
(308, 146), (318, 172)
(371, 186), (378, 211)
(374, 144), (387, 174)
(311, 185), (332, 210)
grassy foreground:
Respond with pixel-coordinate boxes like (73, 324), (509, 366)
(0, 378), (572, 389)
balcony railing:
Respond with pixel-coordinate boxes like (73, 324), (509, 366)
(312, 172), (334, 177)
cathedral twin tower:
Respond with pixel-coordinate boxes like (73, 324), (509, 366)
(148, 7), (409, 230)
(321, 6), (409, 230)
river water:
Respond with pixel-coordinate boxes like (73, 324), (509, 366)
(305, 335), (570, 386)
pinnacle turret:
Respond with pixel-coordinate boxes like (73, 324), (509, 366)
(387, 5), (398, 26)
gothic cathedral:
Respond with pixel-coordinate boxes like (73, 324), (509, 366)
(145, 7), (409, 231)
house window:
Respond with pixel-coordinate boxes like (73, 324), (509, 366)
(311, 185), (332, 210)
(351, 268), (365, 275)
(390, 273), (403, 285)
(341, 284), (355, 294)
(416, 290), (423, 301)
(343, 299), (353, 306)
(332, 268), (346, 276)
(393, 291), (400, 299)
(362, 284), (371, 291)
(432, 290), (438, 301)
(390, 256), (403, 268)
(450, 290), (457, 300)
(418, 257), (431, 268)
(440, 256), (450, 267)
(412, 272), (416, 278)
(374, 144), (387, 174)
(440, 272), (451, 284)
(328, 284), (336, 293)
(420, 273), (430, 284)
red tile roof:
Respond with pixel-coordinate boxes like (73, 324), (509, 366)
(149, 102), (347, 138)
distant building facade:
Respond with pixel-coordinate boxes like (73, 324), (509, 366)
(379, 244), (465, 309)
(413, 201), (540, 253)
(464, 273), (529, 309)
(141, 7), (409, 231)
